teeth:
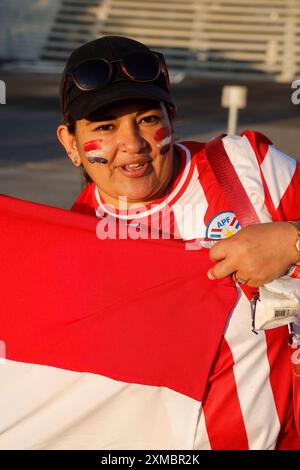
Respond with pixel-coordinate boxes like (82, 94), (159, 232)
(125, 162), (145, 169)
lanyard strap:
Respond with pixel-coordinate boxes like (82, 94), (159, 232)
(205, 135), (260, 306)
(205, 135), (260, 226)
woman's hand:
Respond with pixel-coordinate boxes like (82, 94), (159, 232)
(207, 222), (300, 287)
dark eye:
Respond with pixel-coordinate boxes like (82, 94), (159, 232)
(94, 123), (114, 131)
(141, 115), (161, 124)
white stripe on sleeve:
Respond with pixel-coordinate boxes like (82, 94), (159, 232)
(260, 145), (297, 210)
(222, 135), (272, 223)
(193, 406), (212, 450)
(224, 291), (281, 450)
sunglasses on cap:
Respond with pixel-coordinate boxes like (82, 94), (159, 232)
(63, 50), (170, 117)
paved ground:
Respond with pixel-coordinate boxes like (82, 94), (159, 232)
(0, 71), (299, 209)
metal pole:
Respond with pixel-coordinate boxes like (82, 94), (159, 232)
(227, 106), (239, 135)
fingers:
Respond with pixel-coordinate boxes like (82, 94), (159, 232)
(208, 239), (237, 280)
(209, 239), (228, 262)
(208, 262), (266, 287)
(231, 272), (248, 285)
(207, 237), (267, 287)
(207, 257), (237, 281)
(208, 260), (271, 287)
(230, 273), (261, 288)
(207, 223), (290, 287)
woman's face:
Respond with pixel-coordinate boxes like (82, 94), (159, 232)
(58, 100), (176, 208)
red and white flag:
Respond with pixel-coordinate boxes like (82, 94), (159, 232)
(0, 194), (237, 449)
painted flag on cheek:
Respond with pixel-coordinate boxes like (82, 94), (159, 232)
(0, 194), (238, 449)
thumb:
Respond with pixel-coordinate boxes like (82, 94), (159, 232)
(207, 267), (216, 280)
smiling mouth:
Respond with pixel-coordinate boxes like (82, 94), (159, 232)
(118, 161), (152, 178)
(123, 162), (148, 170)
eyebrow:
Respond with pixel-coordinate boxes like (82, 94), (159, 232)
(87, 116), (115, 125)
(137, 105), (161, 116)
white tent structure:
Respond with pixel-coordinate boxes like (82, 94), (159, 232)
(1, 0), (300, 82)
(0, 0), (61, 62)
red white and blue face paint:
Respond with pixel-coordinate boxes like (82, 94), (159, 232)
(83, 140), (108, 164)
(154, 127), (172, 155)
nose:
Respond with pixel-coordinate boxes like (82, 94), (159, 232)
(117, 121), (147, 154)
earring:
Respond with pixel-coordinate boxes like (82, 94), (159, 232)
(74, 158), (79, 166)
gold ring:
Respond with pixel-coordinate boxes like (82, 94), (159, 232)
(232, 272), (248, 285)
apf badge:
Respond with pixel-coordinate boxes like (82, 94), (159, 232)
(206, 211), (240, 239)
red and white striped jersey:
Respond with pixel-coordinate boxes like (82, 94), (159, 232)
(71, 130), (300, 449)
(0, 131), (298, 450)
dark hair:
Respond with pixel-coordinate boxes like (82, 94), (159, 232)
(64, 102), (176, 188)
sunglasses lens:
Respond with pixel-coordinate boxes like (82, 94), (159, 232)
(122, 52), (160, 81)
(72, 59), (111, 90)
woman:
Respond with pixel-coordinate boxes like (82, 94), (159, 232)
(0, 35), (299, 450)
(56, 36), (300, 449)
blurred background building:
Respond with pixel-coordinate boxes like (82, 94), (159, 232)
(0, 0), (299, 207)
(1, 0), (299, 82)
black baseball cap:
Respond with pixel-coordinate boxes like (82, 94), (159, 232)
(60, 35), (175, 121)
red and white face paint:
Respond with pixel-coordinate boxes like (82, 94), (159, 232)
(83, 140), (108, 164)
(154, 127), (172, 155)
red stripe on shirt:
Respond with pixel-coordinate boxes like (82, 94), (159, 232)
(272, 163), (300, 221)
(265, 327), (299, 449)
(202, 337), (249, 450)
